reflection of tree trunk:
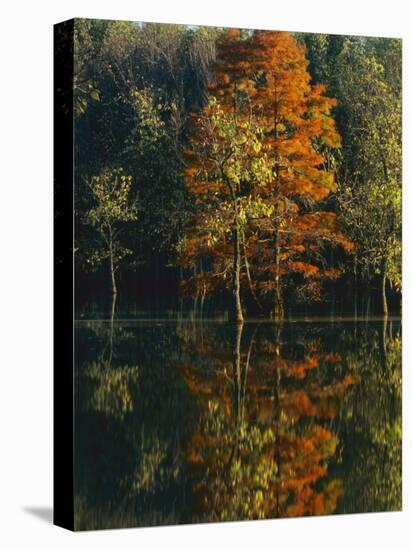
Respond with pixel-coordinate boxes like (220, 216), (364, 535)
(273, 323), (282, 516)
(230, 224), (244, 323)
(226, 324), (256, 473)
(101, 293), (117, 368)
(273, 230), (284, 321)
(240, 327), (257, 427)
(354, 256), (358, 320)
(232, 322), (243, 435)
(227, 321), (244, 467)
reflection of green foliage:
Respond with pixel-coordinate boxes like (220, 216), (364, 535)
(83, 362), (139, 420)
(124, 434), (180, 494)
(189, 405), (342, 521)
(74, 320), (401, 530)
(180, 323), (350, 521)
(75, 323), (191, 530)
(336, 322), (401, 512)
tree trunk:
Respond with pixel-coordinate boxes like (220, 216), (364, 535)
(241, 228), (263, 311)
(354, 286), (358, 321)
(200, 284), (206, 319)
(230, 224), (244, 323)
(110, 248), (117, 295)
(381, 271), (388, 317)
(353, 256), (358, 320)
(273, 230), (284, 321)
(108, 292), (117, 366)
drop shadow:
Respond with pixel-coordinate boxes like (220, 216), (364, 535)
(23, 506), (53, 524)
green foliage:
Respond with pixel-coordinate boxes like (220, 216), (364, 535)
(84, 167), (138, 273)
(73, 19), (107, 116)
(186, 96), (273, 239)
(72, 20), (402, 314)
(301, 34), (402, 293)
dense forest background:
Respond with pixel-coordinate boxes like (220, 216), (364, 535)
(67, 19), (402, 318)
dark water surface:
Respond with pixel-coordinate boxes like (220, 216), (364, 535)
(74, 316), (401, 530)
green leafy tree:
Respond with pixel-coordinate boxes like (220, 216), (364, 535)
(85, 167), (139, 294)
(334, 44), (402, 314)
(301, 35), (402, 315)
(182, 97), (272, 322)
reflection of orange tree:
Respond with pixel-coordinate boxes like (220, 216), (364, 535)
(180, 324), (357, 521)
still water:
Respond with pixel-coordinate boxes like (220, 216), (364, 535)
(74, 316), (401, 530)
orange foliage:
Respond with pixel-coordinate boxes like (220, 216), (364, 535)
(180, 29), (353, 306)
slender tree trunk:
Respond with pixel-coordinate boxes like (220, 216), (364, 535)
(353, 256), (358, 320)
(381, 271), (388, 317)
(330, 289), (336, 319)
(108, 292), (116, 367)
(230, 223), (244, 323)
(192, 263), (198, 318)
(241, 228), (263, 311)
(354, 286), (358, 321)
(273, 230), (284, 321)
(380, 315), (388, 361)
(199, 259), (205, 319)
(109, 246), (117, 295)
(154, 251), (160, 310)
(200, 284), (206, 319)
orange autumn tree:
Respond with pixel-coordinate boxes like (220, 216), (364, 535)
(181, 97), (272, 322)
(244, 31), (350, 318)
(179, 29), (273, 322)
(179, 29), (352, 319)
